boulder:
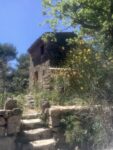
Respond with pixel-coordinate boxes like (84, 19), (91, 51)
(4, 98), (18, 110)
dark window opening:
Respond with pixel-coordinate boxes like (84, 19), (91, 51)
(43, 70), (45, 76)
(40, 45), (44, 55)
(34, 71), (38, 81)
(32, 58), (39, 66)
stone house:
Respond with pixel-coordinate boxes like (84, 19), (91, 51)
(28, 32), (76, 89)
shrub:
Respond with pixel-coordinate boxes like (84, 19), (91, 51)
(60, 107), (113, 150)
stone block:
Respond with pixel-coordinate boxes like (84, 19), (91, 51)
(49, 116), (60, 128)
(4, 99), (17, 110)
(7, 115), (21, 135)
(0, 137), (16, 150)
(0, 110), (6, 116)
(0, 117), (5, 126)
(0, 127), (6, 136)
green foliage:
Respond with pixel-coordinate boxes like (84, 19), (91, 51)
(12, 54), (29, 93)
(47, 37), (113, 102)
(65, 38), (113, 101)
(14, 94), (26, 111)
(61, 111), (112, 150)
(0, 43), (16, 62)
(0, 43), (17, 104)
(35, 2), (113, 149)
(42, 0), (113, 52)
(0, 94), (4, 108)
(33, 88), (60, 110)
(42, 0), (113, 102)
(0, 92), (26, 109)
(33, 75), (93, 107)
(0, 43), (29, 107)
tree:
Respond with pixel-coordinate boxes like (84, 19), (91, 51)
(42, 0), (113, 53)
(0, 43), (16, 91)
(12, 54), (29, 93)
(0, 43), (16, 104)
(0, 44), (16, 60)
(42, 0), (113, 101)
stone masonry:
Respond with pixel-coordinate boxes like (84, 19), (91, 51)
(0, 104), (22, 150)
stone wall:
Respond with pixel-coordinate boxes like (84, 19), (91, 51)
(46, 105), (113, 150)
(0, 108), (22, 150)
(47, 105), (96, 128)
(29, 60), (51, 90)
(46, 106), (91, 149)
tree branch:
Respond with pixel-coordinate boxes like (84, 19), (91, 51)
(72, 19), (100, 30)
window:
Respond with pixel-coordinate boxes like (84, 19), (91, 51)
(40, 45), (44, 55)
(43, 70), (45, 76)
(34, 71), (38, 81)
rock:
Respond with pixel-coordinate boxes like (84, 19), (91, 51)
(0, 110), (6, 116)
(4, 98), (18, 110)
(49, 115), (60, 128)
(28, 100), (35, 109)
(12, 108), (22, 116)
(0, 117), (5, 126)
(7, 115), (21, 135)
(25, 94), (35, 109)
(40, 100), (50, 114)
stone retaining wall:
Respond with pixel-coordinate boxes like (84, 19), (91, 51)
(46, 105), (113, 150)
(47, 105), (113, 128)
(0, 108), (22, 150)
(48, 105), (98, 128)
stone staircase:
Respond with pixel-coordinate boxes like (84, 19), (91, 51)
(17, 113), (56, 150)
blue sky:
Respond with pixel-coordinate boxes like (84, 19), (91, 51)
(0, 0), (51, 56)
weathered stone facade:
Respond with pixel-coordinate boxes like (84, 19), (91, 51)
(0, 101), (112, 150)
(0, 109), (22, 136)
(43, 105), (113, 150)
(29, 59), (51, 89)
(0, 108), (22, 150)
(28, 32), (76, 90)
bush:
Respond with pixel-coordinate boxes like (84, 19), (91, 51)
(50, 38), (113, 103)
(0, 93), (4, 108)
(60, 107), (113, 150)
(14, 94), (26, 111)
(33, 89), (60, 110)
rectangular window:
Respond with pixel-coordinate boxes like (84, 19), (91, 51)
(43, 70), (45, 76)
(34, 71), (38, 81)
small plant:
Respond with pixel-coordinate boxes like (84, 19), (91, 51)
(59, 109), (112, 150)
(33, 88), (60, 109)
(0, 93), (4, 108)
(14, 94), (26, 111)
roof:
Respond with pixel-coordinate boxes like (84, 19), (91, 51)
(28, 32), (76, 54)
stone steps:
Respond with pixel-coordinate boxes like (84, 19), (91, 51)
(21, 118), (44, 130)
(23, 139), (56, 150)
(19, 113), (56, 150)
(25, 94), (35, 109)
(22, 128), (52, 141)
(22, 113), (41, 120)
